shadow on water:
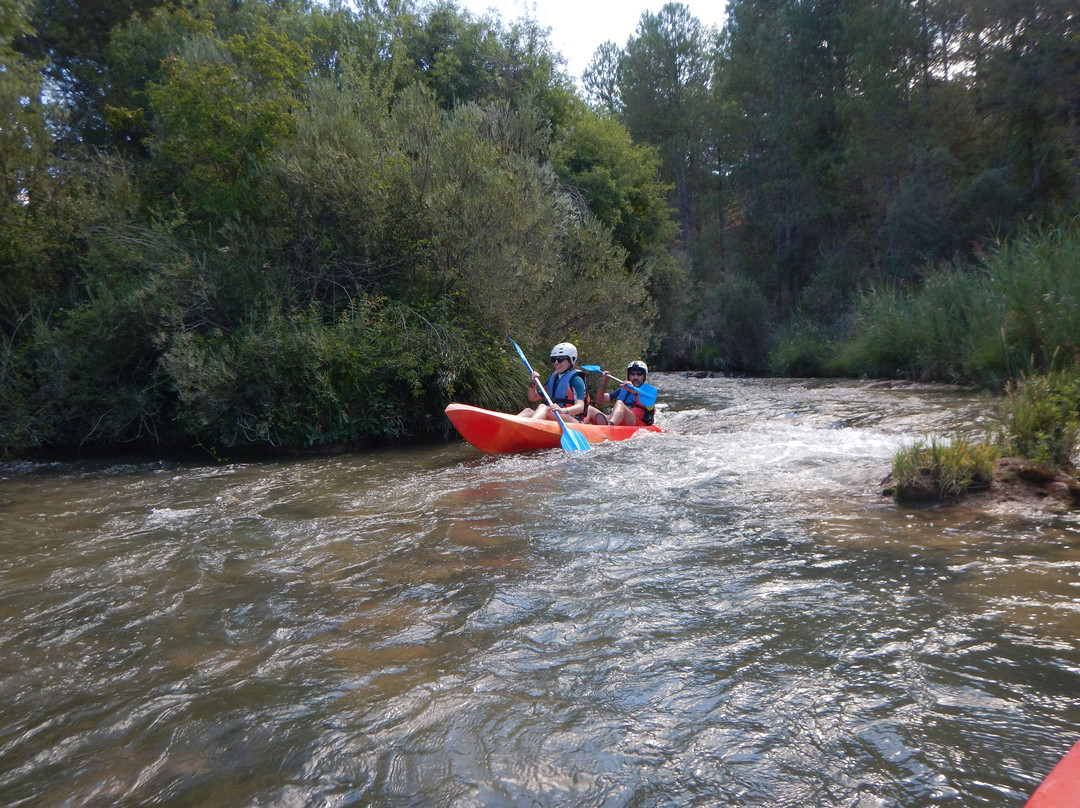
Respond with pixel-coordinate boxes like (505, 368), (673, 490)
(1, 376), (1079, 806)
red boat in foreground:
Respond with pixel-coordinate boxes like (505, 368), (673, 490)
(1025, 738), (1080, 808)
(445, 403), (662, 454)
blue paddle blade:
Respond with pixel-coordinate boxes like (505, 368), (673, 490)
(630, 383), (658, 408)
(554, 413), (592, 451)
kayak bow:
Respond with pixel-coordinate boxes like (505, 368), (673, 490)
(1025, 738), (1080, 808)
(445, 403), (662, 454)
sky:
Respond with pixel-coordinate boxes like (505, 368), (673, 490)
(455, 0), (729, 83)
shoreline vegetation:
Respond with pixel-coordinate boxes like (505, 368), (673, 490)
(2, 1), (1078, 465)
(882, 366), (1080, 510)
(790, 221), (1080, 515)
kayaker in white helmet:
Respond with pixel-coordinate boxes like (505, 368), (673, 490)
(518, 342), (593, 423)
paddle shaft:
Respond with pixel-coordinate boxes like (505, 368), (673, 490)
(581, 365), (658, 408)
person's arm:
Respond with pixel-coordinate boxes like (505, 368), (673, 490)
(595, 371), (611, 405)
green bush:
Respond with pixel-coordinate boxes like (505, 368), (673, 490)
(689, 274), (770, 372)
(19, 278), (183, 452)
(835, 222), (1080, 387)
(972, 226), (1080, 383)
(833, 268), (992, 381)
(767, 318), (838, 377)
(161, 298), (518, 450)
(831, 286), (918, 378)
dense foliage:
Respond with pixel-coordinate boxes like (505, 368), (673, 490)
(772, 224), (1080, 387)
(1, 0), (666, 455)
(2, 0), (1079, 456)
(587, 0), (1079, 372)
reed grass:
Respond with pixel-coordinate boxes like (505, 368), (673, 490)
(890, 362), (1080, 503)
(821, 221), (1080, 387)
(830, 268), (994, 382)
(994, 366), (1080, 468)
(768, 319), (839, 377)
(890, 436), (1000, 502)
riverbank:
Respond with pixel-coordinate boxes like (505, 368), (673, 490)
(882, 457), (1080, 518)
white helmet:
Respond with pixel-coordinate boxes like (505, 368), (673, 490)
(627, 360), (648, 380)
(550, 342), (577, 364)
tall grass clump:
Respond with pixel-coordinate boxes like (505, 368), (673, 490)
(832, 267), (993, 381)
(967, 225), (1080, 385)
(768, 317), (840, 377)
(833, 221), (1080, 387)
(995, 366), (1080, 468)
(829, 286), (917, 378)
(889, 363), (1080, 503)
(890, 436), (999, 502)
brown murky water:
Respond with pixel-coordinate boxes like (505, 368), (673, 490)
(2, 376), (1078, 807)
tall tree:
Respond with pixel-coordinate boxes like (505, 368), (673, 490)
(402, 0), (569, 115)
(17, 0), (174, 148)
(968, 0), (1080, 211)
(0, 0), (52, 331)
(145, 18), (309, 224)
(0, 0), (43, 211)
(550, 100), (676, 273)
(581, 41), (623, 114)
(619, 3), (712, 251)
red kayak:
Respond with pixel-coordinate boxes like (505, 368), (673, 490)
(1026, 738), (1080, 808)
(445, 403), (662, 454)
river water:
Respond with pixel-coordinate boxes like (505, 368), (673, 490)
(2, 375), (1080, 807)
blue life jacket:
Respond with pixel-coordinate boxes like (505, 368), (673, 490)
(544, 369), (589, 422)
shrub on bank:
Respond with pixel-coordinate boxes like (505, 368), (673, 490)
(825, 222), (1080, 387)
(774, 222), (1080, 388)
(994, 368), (1080, 469)
(767, 319), (838, 378)
(161, 300), (518, 451)
(978, 226), (1080, 383)
(826, 267), (999, 382)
